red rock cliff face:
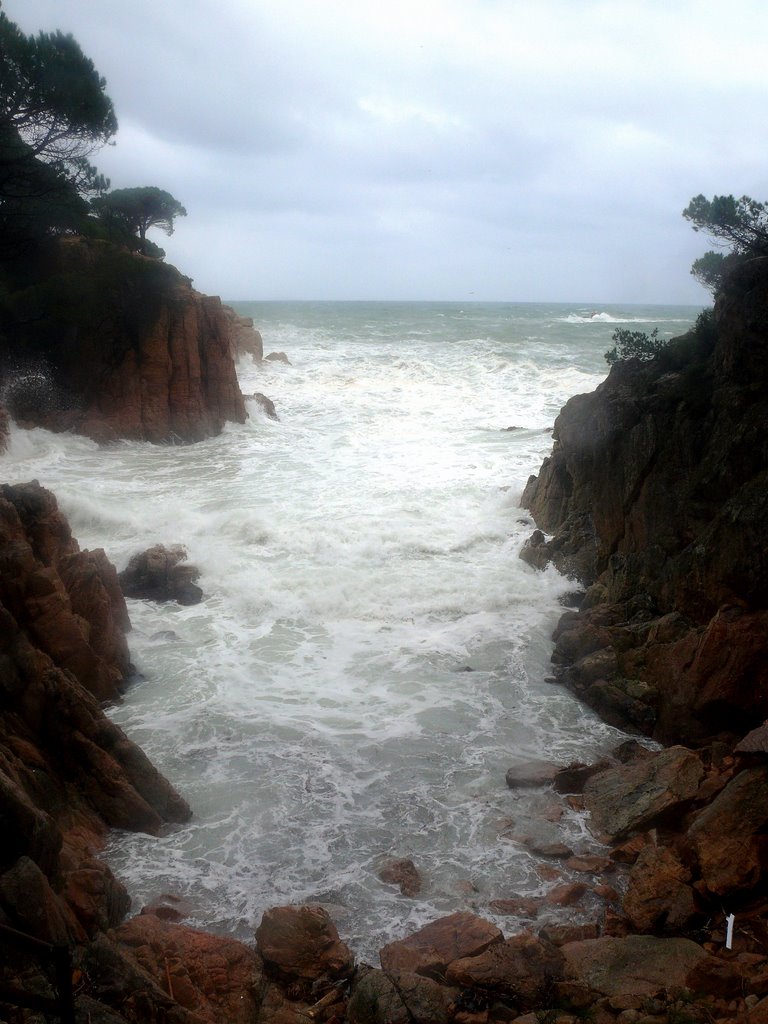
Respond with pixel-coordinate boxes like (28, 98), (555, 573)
(0, 481), (268, 1022)
(6, 238), (247, 444)
(79, 289), (248, 444)
(521, 260), (768, 745)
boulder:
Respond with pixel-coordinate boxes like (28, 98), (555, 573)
(248, 392), (279, 420)
(348, 967), (453, 1024)
(114, 914), (264, 1024)
(582, 746), (704, 840)
(264, 351), (291, 364)
(118, 544), (203, 605)
(621, 845), (698, 932)
(378, 857), (422, 897)
(560, 935), (710, 998)
(445, 933), (565, 1011)
(379, 912), (503, 977)
(255, 904), (354, 983)
(688, 765), (768, 895)
(505, 761), (559, 789)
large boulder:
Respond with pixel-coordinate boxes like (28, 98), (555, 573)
(255, 904), (354, 983)
(379, 912), (503, 978)
(560, 935), (710, 998)
(347, 968), (453, 1024)
(622, 845), (698, 933)
(445, 933), (565, 1011)
(688, 765), (768, 895)
(582, 746), (704, 840)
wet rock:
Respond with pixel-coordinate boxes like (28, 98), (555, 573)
(505, 761), (559, 789)
(553, 761), (611, 794)
(379, 911), (503, 978)
(348, 967), (453, 1024)
(519, 529), (552, 571)
(248, 392), (279, 420)
(265, 350), (291, 364)
(560, 935), (710, 998)
(734, 722), (768, 759)
(688, 765), (768, 895)
(523, 838), (573, 859)
(255, 904), (354, 983)
(1, 481), (132, 702)
(115, 914), (264, 1024)
(564, 855), (614, 874)
(378, 857), (422, 897)
(609, 834), (652, 865)
(61, 847), (131, 936)
(140, 893), (195, 922)
(488, 898), (541, 918)
(118, 544), (203, 605)
(622, 846), (698, 933)
(544, 883), (587, 907)
(222, 304), (263, 362)
(0, 855), (84, 946)
(582, 746), (705, 840)
(539, 923), (600, 946)
(445, 933), (565, 1012)
(11, 239), (247, 444)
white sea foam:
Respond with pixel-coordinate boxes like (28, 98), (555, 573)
(0, 300), (697, 960)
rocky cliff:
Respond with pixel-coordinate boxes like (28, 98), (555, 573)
(520, 259), (768, 745)
(0, 237), (249, 444)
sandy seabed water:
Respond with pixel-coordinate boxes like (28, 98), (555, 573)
(1, 300), (700, 960)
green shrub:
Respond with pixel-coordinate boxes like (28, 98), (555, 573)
(604, 327), (667, 365)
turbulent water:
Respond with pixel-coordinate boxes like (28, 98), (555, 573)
(1, 300), (700, 960)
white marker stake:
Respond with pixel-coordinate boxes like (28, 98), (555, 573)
(725, 913), (735, 950)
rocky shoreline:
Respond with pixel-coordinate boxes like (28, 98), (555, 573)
(1, 483), (766, 1023)
(2, 258), (768, 1020)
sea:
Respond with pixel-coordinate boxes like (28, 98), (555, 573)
(1, 300), (702, 961)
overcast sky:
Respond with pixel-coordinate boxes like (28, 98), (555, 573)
(9, 0), (768, 303)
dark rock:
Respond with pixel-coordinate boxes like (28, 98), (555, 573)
(248, 392), (279, 419)
(734, 722), (768, 758)
(505, 761), (559, 789)
(2, 238), (247, 444)
(118, 544), (203, 605)
(265, 350), (291, 364)
(348, 967), (453, 1024)
(553, 760), (611, 794)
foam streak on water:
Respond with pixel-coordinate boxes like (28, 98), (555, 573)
(1, 300), (699, 959)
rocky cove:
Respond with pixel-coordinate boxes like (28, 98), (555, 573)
(1, 251), (768, 1024)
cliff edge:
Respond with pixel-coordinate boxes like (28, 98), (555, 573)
(521, 259), (768, 745)
(0, 237), (251, 444)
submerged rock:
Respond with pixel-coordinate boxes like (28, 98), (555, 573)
(378, 856), (422, 897)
